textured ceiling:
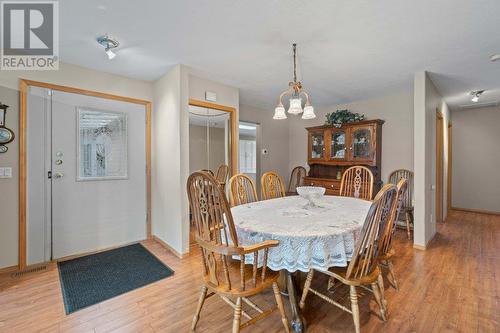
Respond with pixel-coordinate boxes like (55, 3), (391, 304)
(59, 0), (500, 110)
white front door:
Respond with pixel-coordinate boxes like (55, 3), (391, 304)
(26, 87), (147, 262)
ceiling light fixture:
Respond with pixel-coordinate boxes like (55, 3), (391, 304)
(274, 44), (315, 120)
(489, 54), (500, 62)
(97, 35), (119, 60)
(470, 90), (484, 103)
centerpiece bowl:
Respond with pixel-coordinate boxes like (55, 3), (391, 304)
(296, 186), (326, 208)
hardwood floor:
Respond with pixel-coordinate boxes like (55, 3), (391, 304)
(0, 210), (498, 332)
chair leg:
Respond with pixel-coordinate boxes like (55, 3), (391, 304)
(377, 272), (388, 311)
(299, 270), (314, 309)
(371, 282), (387, 322)
(405, 211), (412, 240)
(232, 297), (242, 333)
(273, 282), (291, 333)
(387, 260), (399, 291)
(349, 286), (361, 333)
(191, 285), (208, 331)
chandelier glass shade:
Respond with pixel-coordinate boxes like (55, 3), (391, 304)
(273, 43), (315, 120)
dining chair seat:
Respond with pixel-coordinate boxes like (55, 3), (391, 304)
(203, 261), (280, 297)
(325, 264), (382, 287)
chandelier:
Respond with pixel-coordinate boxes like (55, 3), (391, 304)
(273, 43), (315, 120)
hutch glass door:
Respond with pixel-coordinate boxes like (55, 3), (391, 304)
(351, 127), (372, 160)
(310, 133), (325, 159)
(330, 130), (346, 160)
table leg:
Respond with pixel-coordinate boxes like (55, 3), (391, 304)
(285, 271), (306, 333)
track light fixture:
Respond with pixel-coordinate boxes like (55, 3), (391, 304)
(470, 90), (484, 103)
(97, 35), (119, 60)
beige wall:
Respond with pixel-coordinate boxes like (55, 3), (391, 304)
(288, 91), (414, 183)
(189, 125), (226, 173)
(452, 106), (500, 213)
(0, 86), (20, 268)
(152, 68), (240, 255)
(239, 104), (290, 186)
(151, 65), (184, 255)
(0, 63), (153, 269)
(413, 71), (450, 248)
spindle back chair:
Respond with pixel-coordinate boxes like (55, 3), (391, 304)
(261, 171), (286, 200)
(300, 184), (397, 333)
(187, 171), (289, 333)
(340, 166), (374, 200)
(287, 166), (306, 195)
(229, 173), (259, 207)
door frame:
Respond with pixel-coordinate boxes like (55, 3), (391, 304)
(18, 79), (152, 270)
(188, 99), (238, 176)
(435, 110), (444, 223)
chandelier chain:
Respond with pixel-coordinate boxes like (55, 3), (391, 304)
(293, 43), (297, 83)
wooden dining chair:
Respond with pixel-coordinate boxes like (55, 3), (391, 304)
(229, 173), (259, 207)
(388, 169), (414, 239)
(299, 184), (398, 333)
(215, 164), (230, 191)
(261, 171), (286, 200)
(377, 178), (408, 291)
(187, 171), (290, 333)
(340, 166), (374, 201)
(286, 166), (307, 195)
(201, 169), (214, 176)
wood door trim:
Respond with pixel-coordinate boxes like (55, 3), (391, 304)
(435, 111), (444, 223)
(18, 79), (152, 270)
(450, 206), (500, 216)
(188, 98), (238, 176)
(447, 122), (452, 213)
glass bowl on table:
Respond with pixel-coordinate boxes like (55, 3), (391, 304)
(296, 186), (326, 209)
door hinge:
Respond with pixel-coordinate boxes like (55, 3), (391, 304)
(47, 171), (52, 179)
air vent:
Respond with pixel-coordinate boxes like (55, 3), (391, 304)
(11, 265), (47, 278)
(460, 101), (499, 110)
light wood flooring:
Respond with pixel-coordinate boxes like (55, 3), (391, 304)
(0, 210), (498, 332)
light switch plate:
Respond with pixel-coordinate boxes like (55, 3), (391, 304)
(0, 167), (12, 178)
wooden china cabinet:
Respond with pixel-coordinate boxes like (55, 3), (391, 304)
(304, 119), (384, 196)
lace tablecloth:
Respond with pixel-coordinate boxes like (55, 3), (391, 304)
(231, 196), (371, 272)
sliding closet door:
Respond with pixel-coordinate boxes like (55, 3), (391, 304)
(50, 90), (146, 259)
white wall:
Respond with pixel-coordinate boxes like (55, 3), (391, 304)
(239, 104), (290, 186)
(413, 71), (449, 248)
(288, 91), (414, 183)
(452, 106), (500, 213)
(151, 65), (184, 255)
(152, 68), (240, 255)
(0, 63), (153, 269)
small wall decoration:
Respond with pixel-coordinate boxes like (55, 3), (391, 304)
(0, 102), (15, 153)
(325, 109), (365, 128)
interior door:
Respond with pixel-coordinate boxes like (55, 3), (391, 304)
(51, 90), (147, 259)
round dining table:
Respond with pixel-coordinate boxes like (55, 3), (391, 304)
(231, 195), (372, 333)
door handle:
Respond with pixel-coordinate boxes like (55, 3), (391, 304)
(53, 172), (64, 179)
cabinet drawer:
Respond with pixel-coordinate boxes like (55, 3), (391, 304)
(303, 178), (341, 195)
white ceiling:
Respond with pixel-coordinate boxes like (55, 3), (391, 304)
(59, 0), (500, 110)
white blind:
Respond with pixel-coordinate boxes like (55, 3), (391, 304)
(239, 139), (256, 173)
